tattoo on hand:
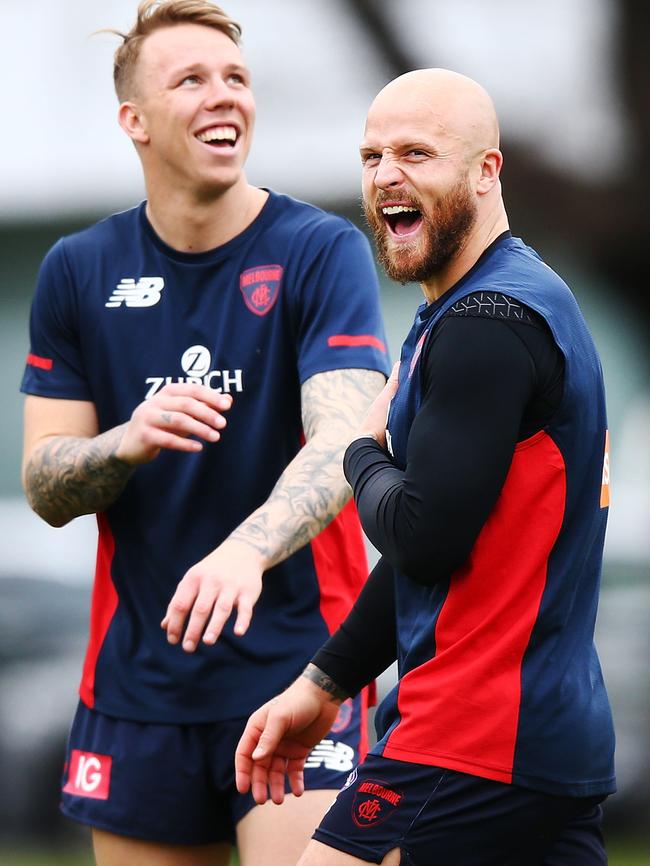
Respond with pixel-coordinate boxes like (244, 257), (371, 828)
(25, 426), (134, 525)
(302, 663), (349, 702)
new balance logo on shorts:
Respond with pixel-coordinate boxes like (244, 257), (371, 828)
(305, 739), (355, 772)
(106, 277), (164, 308)
(62, 750), (112, 800)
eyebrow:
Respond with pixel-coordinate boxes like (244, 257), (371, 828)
(359, 140), (436, 155)
(167, 60), (251, 81)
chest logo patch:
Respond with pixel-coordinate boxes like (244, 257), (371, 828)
(352, 779), (403, 828)
(106, 277), (164, 308)
(239, 264), (283, 316)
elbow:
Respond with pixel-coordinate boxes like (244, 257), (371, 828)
(24, 488), (72, 529)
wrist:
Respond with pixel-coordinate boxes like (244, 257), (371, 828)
(301, 663), (349, 704)
(223, 532), (270, 571)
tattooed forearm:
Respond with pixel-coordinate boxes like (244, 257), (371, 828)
(24, 425), (134, 527)
(229, 368), (385, 567)
(302, 663), (349, 702)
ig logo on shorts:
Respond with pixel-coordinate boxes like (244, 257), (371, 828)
(63, 750), (112, 800)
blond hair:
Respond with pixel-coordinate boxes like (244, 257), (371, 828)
(109, 0), (242, 101)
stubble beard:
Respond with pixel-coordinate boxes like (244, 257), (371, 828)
(364, 180), (478, 284)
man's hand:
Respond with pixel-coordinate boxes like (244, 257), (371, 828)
(161, 538), (265, 651)
(235, 675), (341, 805)
(354, 361), (400, 448)
(116, 383), (233, 465)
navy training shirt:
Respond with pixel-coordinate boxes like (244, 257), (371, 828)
(371, 235), (615, 797)
(21, 190), (390, 723)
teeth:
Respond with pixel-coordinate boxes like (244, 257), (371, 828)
(382, 205), (419, 215)
(196, 126), (237, 143)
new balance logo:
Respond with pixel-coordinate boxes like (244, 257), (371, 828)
(106, 277), (164, 308)
(305, 739), (355, 772)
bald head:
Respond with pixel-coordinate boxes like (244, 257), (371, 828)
(360, 68), (508, 298)
(367, 68), (499, 158)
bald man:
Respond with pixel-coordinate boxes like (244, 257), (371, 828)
(235, 69), (615, 865)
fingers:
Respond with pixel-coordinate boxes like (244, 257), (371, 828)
(118, 385), (234, 463)
(162, 575), (261, 651)
(162, 541), (264, 651)
(195, 586), (237, 648)
(235, 707), (302, 805)
(250, 705), (291, 762)
(287, 760), (305, 798)
(233, 596), (254, 637)
(163, 585), (256, 650)
(163, 583), (232, 652)
(235, 711), (266, 795)
(147, 390), (233, 443)
(387, 360), (400, 391)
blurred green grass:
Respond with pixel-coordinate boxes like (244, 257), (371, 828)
(1, 839), (649, 866)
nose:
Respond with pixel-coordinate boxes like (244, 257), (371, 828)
(373, 155), (403, 190)
(204, 77), (236, 111)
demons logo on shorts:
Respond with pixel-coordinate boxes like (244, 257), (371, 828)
(352, 779), (403, 828)
(239, 264), (283, 316)
(331, 698), (354, 733)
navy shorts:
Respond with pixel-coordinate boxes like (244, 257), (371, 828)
(313, 754), (607, 865)
(60, 694), (367, 845)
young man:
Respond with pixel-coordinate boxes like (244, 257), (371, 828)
(20, 3), (388, 865)
(236, 68), (616, 866)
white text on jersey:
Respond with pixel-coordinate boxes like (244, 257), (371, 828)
(106, 277), (164, 308)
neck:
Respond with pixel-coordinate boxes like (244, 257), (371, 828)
(420, 200), (509, 303)
(144, 176), (268, 253)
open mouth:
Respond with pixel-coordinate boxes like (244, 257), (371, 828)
(195, 125), (239, 148)
(382, 204), (423, 237)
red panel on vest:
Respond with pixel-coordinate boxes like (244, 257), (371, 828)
(79, 513), (119, 708)
(384, 431), (567, 783)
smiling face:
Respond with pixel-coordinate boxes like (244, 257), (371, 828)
(361, 70), (499, 286)
(120, 23), (255, 199)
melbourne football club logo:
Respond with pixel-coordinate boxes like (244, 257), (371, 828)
(352, 779), (403, 828)
(106, 277), (164, 308)
(239, 264), (283, 316)
(331, 698), (354, 733)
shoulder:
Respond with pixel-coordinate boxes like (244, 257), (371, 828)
(443, 291), (544, 328)
(267, 190), (369, 247)
(56, 203), (144, 260)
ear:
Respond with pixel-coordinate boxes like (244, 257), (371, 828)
(118, 101), (150, 145)
(476, 148), (503, 195)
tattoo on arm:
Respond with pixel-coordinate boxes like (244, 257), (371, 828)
(302, 663), (349, 702)
(229, 368), (385, 567)
(24, 425), (134, 526)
